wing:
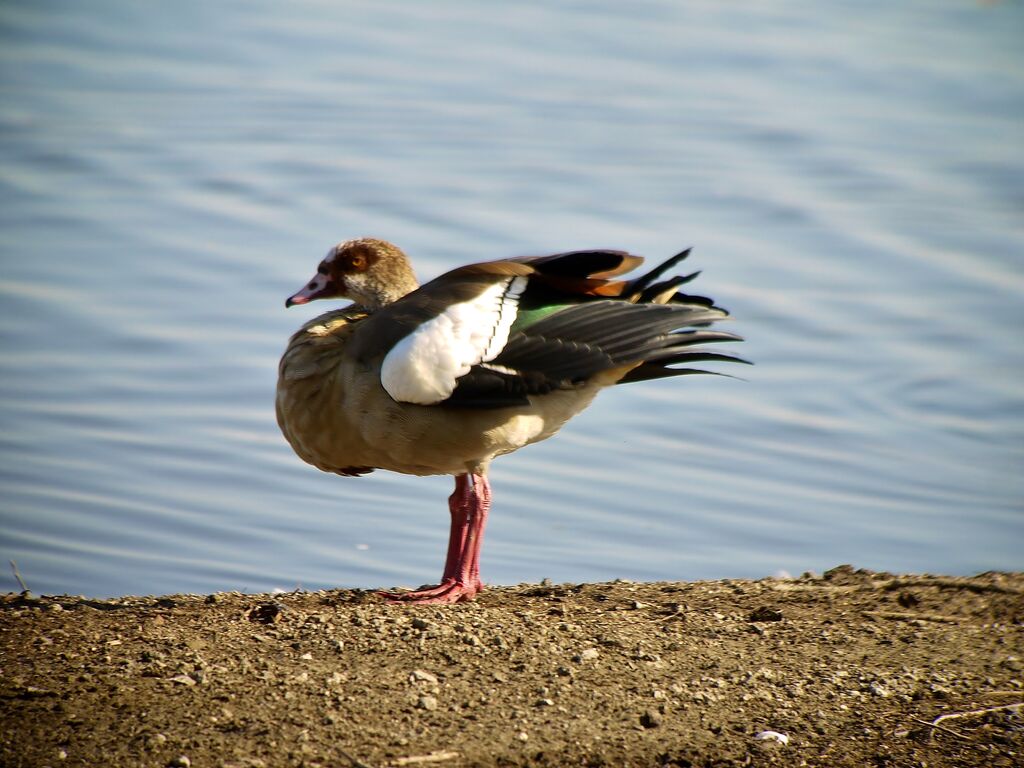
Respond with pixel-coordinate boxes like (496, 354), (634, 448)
(445, 301), (743, 407)
(351, 248), (745, 407)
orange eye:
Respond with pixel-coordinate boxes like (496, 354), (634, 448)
(349, 254), (366, 270)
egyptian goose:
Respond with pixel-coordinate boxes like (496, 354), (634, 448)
(276, 238), (743, 603)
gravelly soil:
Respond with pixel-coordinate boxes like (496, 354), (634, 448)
(1, 566), (1022, 768)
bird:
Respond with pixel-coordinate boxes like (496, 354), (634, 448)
(276, 238), (744, 604)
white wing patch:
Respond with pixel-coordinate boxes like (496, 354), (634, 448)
(380, 276), (528, 404)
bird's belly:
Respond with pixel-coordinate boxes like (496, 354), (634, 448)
(277, 362), (600, 477)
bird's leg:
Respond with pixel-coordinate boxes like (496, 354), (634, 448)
(380, 472), (491, 604)
(459, 473), (491, 588)
(441, 473), (474, 582)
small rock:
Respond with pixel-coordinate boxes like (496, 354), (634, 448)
(516, 731), (529, 742)
(640, 710), (662, 728)
(411, 669), (438, 685)
(148, 733), (168, 748)
(535, 698), (554, 707)
(412, 617), (430, 630)
(754, 730), (789, 745)
(897, 591), (919, 608)
(417, 694), (438, 711)
(573, 648), (599, 662)
(47, 603), (64, 612)
(247, 602), (284, 624)
(824, 564), (856, 580)
(168, 675), (196, 686)
(748, 607), (783, 623)
(18, 685), (55, 698)
(168, 757), (191, 768)
(299, 652), (313, 660)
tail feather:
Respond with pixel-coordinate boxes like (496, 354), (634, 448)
(619, 366), (744, 384)
(626, 248), (692, 298)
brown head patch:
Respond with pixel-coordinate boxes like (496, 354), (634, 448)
(335, 241), (376, 273)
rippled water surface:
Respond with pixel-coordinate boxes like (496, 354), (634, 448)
(2, 1), (1022, 597)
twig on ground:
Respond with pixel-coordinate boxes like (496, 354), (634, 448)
(338, 747), (376, 768)
(915, 702), (1024, 740)
(864, 610), (960, 623)
(912, 718), (968, 740)
(9, 560), (29, 593)
(932, 702), (1023, 727)
(392, 751), (460, 765)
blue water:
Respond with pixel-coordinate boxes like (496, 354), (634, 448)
(2, 1), (1022, 598)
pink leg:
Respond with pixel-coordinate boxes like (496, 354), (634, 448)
(442, 474), (474, 582)
(379, 472), (491, 604)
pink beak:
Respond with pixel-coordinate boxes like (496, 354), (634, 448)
(285, 273), (333, 307)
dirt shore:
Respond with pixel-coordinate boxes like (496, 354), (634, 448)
(1, 566), (1021, 767)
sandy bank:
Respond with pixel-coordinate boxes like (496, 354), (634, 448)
(2, 567), (1021, 767)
